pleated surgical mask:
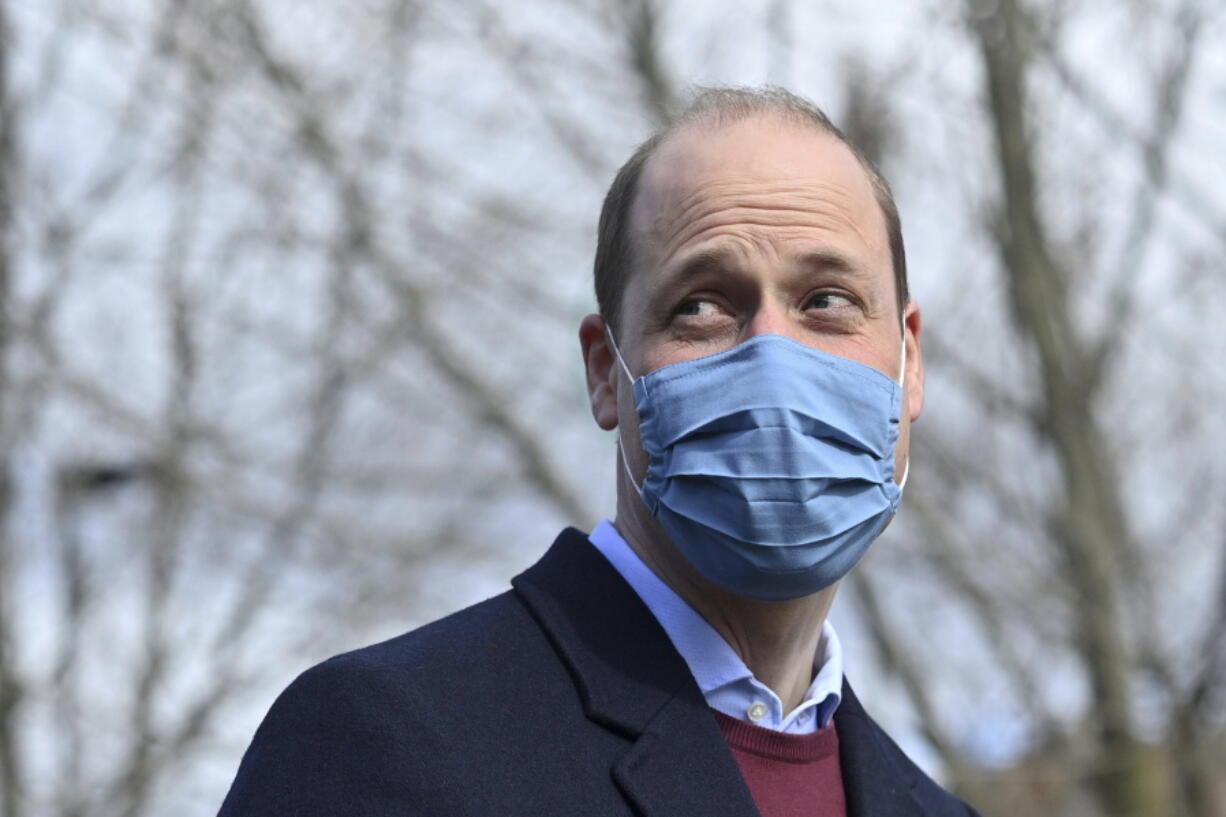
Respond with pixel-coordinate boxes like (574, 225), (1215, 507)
(608, 330), (907, 601)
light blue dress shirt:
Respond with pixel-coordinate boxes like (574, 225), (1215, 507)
(588, 519), (843, 734)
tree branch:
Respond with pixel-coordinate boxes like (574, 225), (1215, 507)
(234, 0), (593, 525)
(848, 569), (972, 786)
(969, 0), (1161, 812)
(0, 0), (26, 811)
(611, 0), (674, 127)
(1042, 14), (1226, 253)
(1085, 1), (1203, 392)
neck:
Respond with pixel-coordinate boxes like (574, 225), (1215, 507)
(614, 481), (837, 713)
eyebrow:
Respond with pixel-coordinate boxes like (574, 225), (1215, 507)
(663, 247), (739, 281)
(657, 246), (865, 293)
(795, 249), (865, 276)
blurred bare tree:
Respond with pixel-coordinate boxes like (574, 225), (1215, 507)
(0, 1), (1221, 816)
(843, 2), (1226, 816)
(0, 2), (617, 814)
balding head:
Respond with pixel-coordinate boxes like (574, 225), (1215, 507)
(593, 86), (907, 339)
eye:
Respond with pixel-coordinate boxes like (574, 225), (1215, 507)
(675, 298), (724, 317)
(806, 292), (854, 310)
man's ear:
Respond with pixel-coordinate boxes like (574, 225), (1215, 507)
(579, 314), (620, 430)
(903, 301), (924, 423)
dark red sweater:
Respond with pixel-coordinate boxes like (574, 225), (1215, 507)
(713, 710), (848, 817)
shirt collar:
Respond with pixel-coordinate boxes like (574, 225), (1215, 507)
(588, 519), (843, 733)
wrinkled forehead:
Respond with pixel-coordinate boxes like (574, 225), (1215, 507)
(628, 115), (888, 270)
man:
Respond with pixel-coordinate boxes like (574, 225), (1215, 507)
(219, 87), (981, 817)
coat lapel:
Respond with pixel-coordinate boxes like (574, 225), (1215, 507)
(835, 681), (930, 817)
(513, 528), (759, 817)
(612, 685), (759, 817)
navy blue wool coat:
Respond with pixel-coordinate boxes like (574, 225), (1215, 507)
(219, 528), (980, 817)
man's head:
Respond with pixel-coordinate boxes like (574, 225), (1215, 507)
(593, 87), (908, 342)
(578, 85), (923, 602)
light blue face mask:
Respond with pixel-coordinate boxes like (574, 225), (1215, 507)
(609, 331), (908, 601)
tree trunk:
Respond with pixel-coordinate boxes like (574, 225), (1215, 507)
(969, 1), (1165, 814)
(0, 1), (25, 812)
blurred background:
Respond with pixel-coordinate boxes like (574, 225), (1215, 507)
(0, 0), (1223, 815)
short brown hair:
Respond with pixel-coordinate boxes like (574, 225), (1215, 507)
(594, 86), (908, 338)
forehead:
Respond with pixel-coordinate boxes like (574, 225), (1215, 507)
(629, 115), (888, 278)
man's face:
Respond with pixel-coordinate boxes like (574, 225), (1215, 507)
(583, 114), (923, 488)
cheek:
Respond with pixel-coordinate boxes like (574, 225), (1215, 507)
(642, 345), (700, 373)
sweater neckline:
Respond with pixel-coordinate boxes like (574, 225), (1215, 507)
(712, 709), (840, 764)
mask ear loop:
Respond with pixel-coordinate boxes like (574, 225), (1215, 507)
(897, 330), (911, 490)
(605, 326), (645, 495)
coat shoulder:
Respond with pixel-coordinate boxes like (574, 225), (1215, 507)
(218, 590), (574, 816)
(325, 589), (534, 675)
(844, 704), (982, 817)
